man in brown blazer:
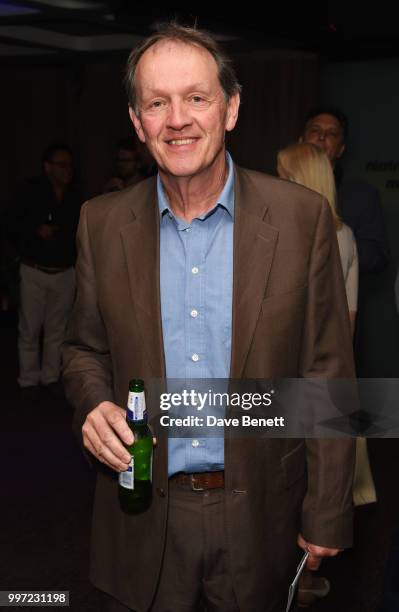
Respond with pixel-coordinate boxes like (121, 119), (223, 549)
(63, 23), (355, 612)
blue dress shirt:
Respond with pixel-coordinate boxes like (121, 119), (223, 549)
(158, 153), (234, 476)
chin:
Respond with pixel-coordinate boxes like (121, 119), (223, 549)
(161, 161), (205, 178)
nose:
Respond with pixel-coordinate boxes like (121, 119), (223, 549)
(166, 99), (192, 131)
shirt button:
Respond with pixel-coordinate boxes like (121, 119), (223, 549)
(191, 266), (199, 274)
(190, 309), (198, 318)
(192, 439), (200, 448)
(191, 353), (199, 362)
(186, 227), (191, 233)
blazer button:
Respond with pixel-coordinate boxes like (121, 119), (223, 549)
(156, 487), (166, 498)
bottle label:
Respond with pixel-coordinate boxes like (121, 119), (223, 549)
(119, 457), (134, 490)
(127, 391), (146, 421)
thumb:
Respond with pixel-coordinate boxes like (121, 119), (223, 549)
(306, 550), (322, 571)
(297, 534), (321, 570)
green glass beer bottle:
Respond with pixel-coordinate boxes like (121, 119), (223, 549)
(118, 379), (152, 513)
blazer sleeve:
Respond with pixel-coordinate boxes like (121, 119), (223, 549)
(62, 202), (115, 446)
(299, 198), (356, 549)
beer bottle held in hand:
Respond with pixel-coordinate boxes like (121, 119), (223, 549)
(118, 379), (153, 513)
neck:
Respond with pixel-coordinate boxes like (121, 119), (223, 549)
(159, 151), (229, 223)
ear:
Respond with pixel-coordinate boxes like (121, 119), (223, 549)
(129, 106), (146, 143)
(225, 93), (240, 132)
(298, 135), (304, 143)
(336, 142), (346, 159)
(43, 161), (51, 176)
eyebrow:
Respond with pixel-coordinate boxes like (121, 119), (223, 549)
(142, 82), (212, 96)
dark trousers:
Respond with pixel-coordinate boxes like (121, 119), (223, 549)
(103, 480), (240, 612)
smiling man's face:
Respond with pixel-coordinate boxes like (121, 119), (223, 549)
(129, 40), (239, 180)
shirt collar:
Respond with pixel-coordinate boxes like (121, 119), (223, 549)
(157, 152), (234, 220)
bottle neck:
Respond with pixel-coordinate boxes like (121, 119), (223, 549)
(127, 410), (147, 425)
(127, 389), (146, 421)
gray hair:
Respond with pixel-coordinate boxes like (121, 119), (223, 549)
(124, 22), (242, 114)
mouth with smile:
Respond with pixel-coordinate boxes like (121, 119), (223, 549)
(165, 137), (199, 148)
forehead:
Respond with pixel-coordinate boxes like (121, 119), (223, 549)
(135, 40), (220, 93)
(51, 149), (72, 161)
(307, 113), (342, 131)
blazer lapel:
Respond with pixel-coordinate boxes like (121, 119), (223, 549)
(118, 168), (278, 380)
(230, 168), (279, 377)
(120, 182), (165, 378)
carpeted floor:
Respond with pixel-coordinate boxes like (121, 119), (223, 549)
(1, 312), (103, 611)
(1, 311), (398, 612)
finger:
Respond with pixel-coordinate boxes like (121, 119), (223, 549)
(308, 545), (341, 558)
(85, 437), (126, 473)
(297, 533), (308, 550)
(89, 428), (131, 472)
(83, 414), (130, 470)
(105, 407), (134, 446)
(85, 437), (99, 460)
(147, 423), (157, 447)
(87, 409), (133, 462)
(306, 553), (321, 571)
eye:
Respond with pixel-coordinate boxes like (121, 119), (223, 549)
(189, 95), (208, 106)
(327, 131), (339, 139)
(145, 99), (166, 111)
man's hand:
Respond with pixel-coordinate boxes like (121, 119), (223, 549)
(82, 401), (135, 472)
(297, 533), (342, 570)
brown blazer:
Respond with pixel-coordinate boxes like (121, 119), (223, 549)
(63, 165), (355, 612)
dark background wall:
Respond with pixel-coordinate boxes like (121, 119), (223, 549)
(1, 44), (399, 377)
(321, 58), (399, 266)
(0, 49), (319, 200)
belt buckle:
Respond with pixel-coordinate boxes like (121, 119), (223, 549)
(190, 474), (205, 491)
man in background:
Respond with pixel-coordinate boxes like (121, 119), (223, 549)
(9, 143), (81, 399)
(301, 106), (387, 274)
(103, 137), (150, 193)
(301, 106), (395, 377)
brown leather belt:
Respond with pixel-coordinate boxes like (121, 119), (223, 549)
(169, 471), (225, 491)
(22, 259), (71, 274)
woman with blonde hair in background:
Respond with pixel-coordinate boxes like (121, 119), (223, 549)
(277, 142), (376, 607)
(277, 141), (358, 335)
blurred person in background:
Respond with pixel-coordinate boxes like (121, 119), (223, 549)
(103, 137), (147, 193)
(278, 142), (358, 335)
(300, 106), (386, 275)
(8, 142), (81, 400)
(300, 106), (398, 379)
